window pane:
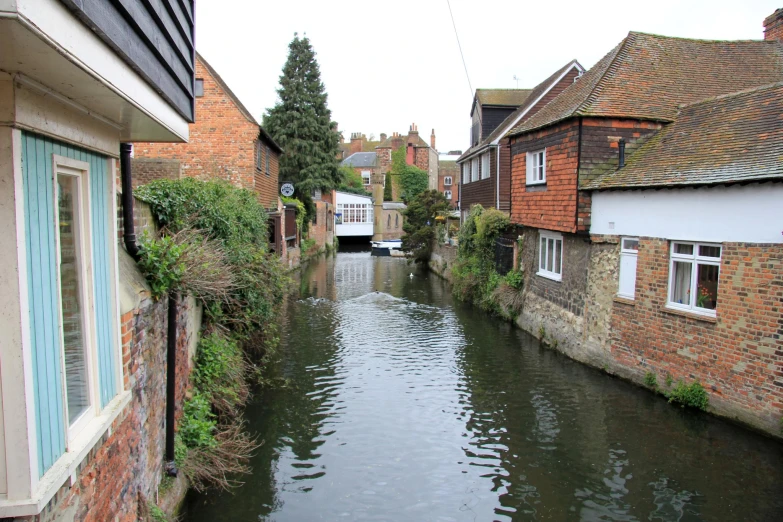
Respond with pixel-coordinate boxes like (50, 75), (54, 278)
(58, 175), (90, 425)
(554, 239), (561, 274)
(671, 261), (693, 305)
(699, 245), (721, 258)
(547, 239), (554, 272)
(540, 237), (546, 270)
(622, 238), (639, 251)
(696, 263), (719, 310)
(674, 243), (694, 255)
(619, 253), (638, 298)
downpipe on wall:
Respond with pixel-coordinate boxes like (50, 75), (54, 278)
(120, 143), (178, 477)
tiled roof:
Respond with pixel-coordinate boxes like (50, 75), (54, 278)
(383, 202), (407, 210)
(341, 152), (377, 168)
(508, 32), (783, 136)
(476, 89), (533, 107)
(459, 60), (582, 162)
(585, 82), (783, 190)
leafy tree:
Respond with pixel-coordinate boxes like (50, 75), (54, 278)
(383, 171), (393, 201)
(264, 34), (340, 221)
(401, 190), (449, 263)
(390, 146), (428, 203)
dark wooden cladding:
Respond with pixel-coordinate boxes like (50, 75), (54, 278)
(481, 108), (515, 140)
(60, 0), (196, 122)
(460, 148), (499, 211)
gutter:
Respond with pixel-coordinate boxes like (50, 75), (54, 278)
(120, 143), (178, 477)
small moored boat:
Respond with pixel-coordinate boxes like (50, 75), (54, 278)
(371, 239), (402, 256)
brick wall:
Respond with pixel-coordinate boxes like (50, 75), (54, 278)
(381, 209), (403, 240)
(133, 57), (259, 192)
(510, 120), (580, 232)
(254, 145), (280, 210)
(130, 158), (181, 188)
(309, 200), (335, 250)
(609, 238), (783, 433)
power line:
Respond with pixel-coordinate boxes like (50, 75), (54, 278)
(446, 0), (473, 98)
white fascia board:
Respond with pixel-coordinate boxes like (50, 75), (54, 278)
(12, 0), (189, 141)
(491, 61), (583, 146)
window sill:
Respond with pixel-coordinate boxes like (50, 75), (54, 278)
(614, 296), (635, 306)
(663, 306), (717, 324)
(536, 270), (562, 282)
(526, 181), (546, 186)
(0, 390), (132, 517)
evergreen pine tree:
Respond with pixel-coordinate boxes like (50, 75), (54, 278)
(264, 34), (340, 219)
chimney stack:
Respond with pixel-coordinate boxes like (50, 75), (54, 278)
(380, 133), (387, 141)
(409, 123), (418, 134)
(430, 129), (436, 150)
(350, 132), (363, 154)
(764, 9), (783, 41)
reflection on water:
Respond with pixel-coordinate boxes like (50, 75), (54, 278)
(185, 253), (783, 521)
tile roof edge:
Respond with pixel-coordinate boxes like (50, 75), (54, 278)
(196, 51), (259, 126)
(677, 80), (783, 109)
(585, 177), (783, 191)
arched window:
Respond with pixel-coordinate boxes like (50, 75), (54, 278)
(387, 214), (391, 228)
(395, 214), (399, 228)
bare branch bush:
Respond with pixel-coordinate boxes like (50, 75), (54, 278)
(492, 282), (525, 316)
(180, 420), (262, 492)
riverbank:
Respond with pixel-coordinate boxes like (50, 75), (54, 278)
(429, 241), (783, 440)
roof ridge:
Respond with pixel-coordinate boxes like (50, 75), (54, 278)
(576, 32), (634, 116)
(626, 30), (775, 44)
(678, 80), (783, 109)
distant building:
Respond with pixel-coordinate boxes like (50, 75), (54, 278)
(340, 151), (378, 192)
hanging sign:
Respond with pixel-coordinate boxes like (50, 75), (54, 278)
(280, 183), (295, 197)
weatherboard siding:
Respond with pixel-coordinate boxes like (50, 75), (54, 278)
(21, 132), (117, 476)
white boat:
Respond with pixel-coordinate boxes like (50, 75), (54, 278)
(371, 239), (402, 256)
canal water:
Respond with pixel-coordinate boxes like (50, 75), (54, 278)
(184, 253), (783, 521)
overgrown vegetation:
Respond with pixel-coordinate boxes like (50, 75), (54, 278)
(668, 380), (709, 411)
(135, 178), (289, 491)
(337, 166), (368, 196)
(390, 146), (428, 203)
(383, 172), (393, 201)
(644, 371), (658, 390)
(401, 190), (449, 263)
(282, 196), (306, 234)
(451, 205), (520, 317)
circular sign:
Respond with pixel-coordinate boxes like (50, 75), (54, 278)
(280, 183), (295, 197)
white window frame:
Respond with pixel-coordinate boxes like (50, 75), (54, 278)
(471, 157), (479, 182)
(618, 237), (639, 299)
(52, 156), (99, 444)
(481, 153), (490, 180)
(444, 176), (452, 186)
(526, 149), (546, 185)
(667, 241), (721, 317)
(444, 190), (452, 200)
(361, 170), (371, 185)
(461, 163), (470, 185)
(537, 230), (563, 281)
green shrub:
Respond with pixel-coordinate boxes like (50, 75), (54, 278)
(668, 380), (709, 410)
(644, 371), (658, 389)
(194, 333), (249, 415)
(505, 270), (524, 290)
(401, 190), (449, 263)
(282, 196), (306, 233)
(301, 238), (316, 254)
(137, 233), (185, 299)
(178, 394), (218, 450)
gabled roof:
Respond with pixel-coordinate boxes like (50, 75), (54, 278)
(341, 152), (377, 168)
(508, 32), (783, 137)
(585, 82), (783, 190)
(458, 60), (583, 163)
(197, 52), (282, 153)
(376, 133), (430, 149)
(476, 89), (533, 107)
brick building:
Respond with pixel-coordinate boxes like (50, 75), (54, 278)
(375, 124), (439, 194)
(438, 160), (459, 207)
(585, 82), (783, 434)
(132, 53), (298, 259)
(340, 151), (378, 192)
(503, 16), (783, 435)
(457, 62), (584, 218)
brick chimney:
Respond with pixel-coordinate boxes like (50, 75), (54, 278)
(406, 143), (414, 165)
(350, 132), (363, 154)
(430, 129), (436, 150)
(409, 123), (419, 135)
(764, 8), (783, 41)
(380, 133), (387, 141)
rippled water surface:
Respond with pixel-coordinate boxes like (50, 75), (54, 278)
(184, 253), (783, 521)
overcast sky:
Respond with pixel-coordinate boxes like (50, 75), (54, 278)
(195, 1), (780, 154)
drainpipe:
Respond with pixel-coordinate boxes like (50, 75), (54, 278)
(618, 138), (626, 168)
(165, 293), (178, 477)
(120, 143), (139, 261)
(119, 142), (178, 476)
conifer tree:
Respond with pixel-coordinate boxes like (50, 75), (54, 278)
(264, 34), (340, 218)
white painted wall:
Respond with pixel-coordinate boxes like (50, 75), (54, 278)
(590, 183), (783, 244)
(335, 192), (374, 237)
